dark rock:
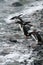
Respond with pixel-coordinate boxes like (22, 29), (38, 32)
(20, 60), (28, 65)
(9, 38), (17, 43)
(38, 42), (43, 45)
(20, 62), (24, 64)
(24, 60), (28, 65)
(36, 0), (39, 1)
(0, 0), (5, 2)
(33, 45), (41, 51)
(14, 27), (21, 31)
(28, 57), (31, 59)
(34, 60), (42, 65)
(41, 16), (43, 19)
(10, 39), (17, 43)
(0, 51), (9, 56)
(12, 2), (23, 7)
(42, 4), (43, 5)
(36, 10), (39, 12)
(33, 13), (36, 16)
(40, 22), (43, 27)
(31, 5), (34, 7)
(37, 50), (43, 56)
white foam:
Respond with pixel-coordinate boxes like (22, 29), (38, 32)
(4, 15), (14, 24)
(22, 5), (43, 16)
(5, 53), (20, 59)
(0, 56), (5, 65)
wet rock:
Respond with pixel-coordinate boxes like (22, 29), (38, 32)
(14, 27), (21, 31)
(20, 60), (28, 65)
(33, 45), (41, 51)
(12, 2), (23, 7)
(0, 56), (5, 64)
(36, 0), (39, 1)
(33, 13), (37, 16)
(41, 16), (43, 19)
(9, 38), (18, 43)
(6, 61), (20, 65)
(37, 50), (43, 57)
(9, 36), (19, 43)
(40, 22), (43, 27)
(31, 5), (34, 7)
(36, 10), (39, 12)
(0, 51), (9, 56)
(20, 62), (24, 64)
(34, 60), (42, 65)
(42, 4), (43, 5)
(0, 0), (5, 2)
(38, 42), (43, 45)
(24, 60), (28, 65)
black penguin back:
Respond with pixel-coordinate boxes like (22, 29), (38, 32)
(36, 32), (42, 42)
(23, 26), (30, 36)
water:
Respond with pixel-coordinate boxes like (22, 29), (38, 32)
(0, 0), (43, 65)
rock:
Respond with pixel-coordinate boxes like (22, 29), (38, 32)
(0, 51), (9, 56)
(33, 13), (36, 16)
(40, 22), (43, 27)
(37, 50), (43, 57)
(24, 60), (28, 65)
(6, 61), (20, 65)
(31, 5), (34, 7)
(34, 60), (42, 65)
(36, 10), (39, 12)
(0, 0), (5, 2)
(9, 38), (18, 43)
(38, 42), (43, 45)
(0, 56), (5, 64)
(33, 45), (41, 51)
(36, 0), (39, 1)
(12, 2), (23, 7)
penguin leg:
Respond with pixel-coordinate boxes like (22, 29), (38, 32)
(31, 34), (38, 43)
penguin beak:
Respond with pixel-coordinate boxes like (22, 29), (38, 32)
(10, 14), (22, 20)
(10, 17), (16, 20)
